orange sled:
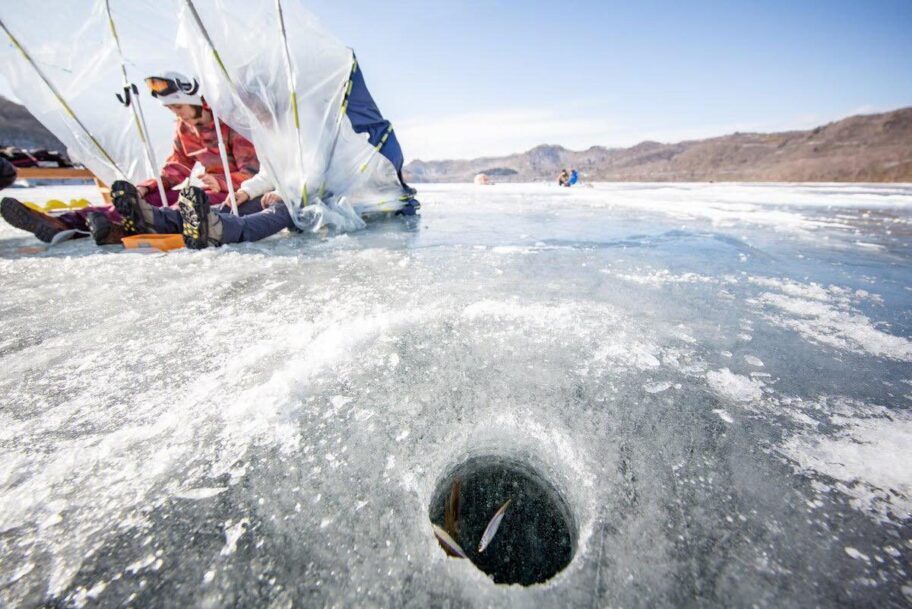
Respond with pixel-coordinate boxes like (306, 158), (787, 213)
(121, 234), (185, 252)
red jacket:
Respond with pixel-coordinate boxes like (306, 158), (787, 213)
(140, 118), (259, 193)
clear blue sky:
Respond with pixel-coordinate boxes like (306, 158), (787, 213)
(302, 0), (912, 160)
(2, 1), (910, 161)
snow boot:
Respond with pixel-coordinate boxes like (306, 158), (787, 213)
(111, 180), (152, 235)
(0, 197), (70, 243)
(86, 211), (125, 246)
(178, 186), (223, 249)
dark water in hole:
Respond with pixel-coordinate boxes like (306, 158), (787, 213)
(428, 455), (577, 586)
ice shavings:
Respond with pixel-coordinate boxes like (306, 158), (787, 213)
(592, 340), (661, 371)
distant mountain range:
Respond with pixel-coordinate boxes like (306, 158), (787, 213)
(4, 94), (911, 182)
(404, 108), (912, 183)
(0, 96), (65, 151)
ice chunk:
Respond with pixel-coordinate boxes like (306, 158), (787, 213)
(707, 369), (763, 402)
(175, 487), (228, 500)
(713, 409), (734, 424)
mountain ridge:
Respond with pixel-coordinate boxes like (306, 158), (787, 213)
(404, 108), (912, 183)
(0, 96), (65, 151)
(4, 94), (911, 183)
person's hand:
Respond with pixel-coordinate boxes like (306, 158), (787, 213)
(235, 189), (250, 204)
(200, 174), (221, 192)
(262, 191), (283, 206)
(136, 185), (149, 198)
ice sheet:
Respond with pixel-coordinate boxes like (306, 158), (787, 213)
(0, 182), (910, 608)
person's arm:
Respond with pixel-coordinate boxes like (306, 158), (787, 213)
(138, 132), (194, 193)
(237, 170), (275, 201)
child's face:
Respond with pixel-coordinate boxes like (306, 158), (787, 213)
(166, 104), (204, 125)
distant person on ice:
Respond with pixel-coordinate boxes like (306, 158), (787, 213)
(0, 71), (260, 245)
(558, 169), (570, 187)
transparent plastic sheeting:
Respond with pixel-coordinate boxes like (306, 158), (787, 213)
(0, 0), (190, 188)
(177, 0), (410, 232)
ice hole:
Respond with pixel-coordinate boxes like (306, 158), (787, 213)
(429, 454), (577, 586)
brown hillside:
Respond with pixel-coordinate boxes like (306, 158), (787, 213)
(0, 96), (65, 151)
(404, 108), (912, 183)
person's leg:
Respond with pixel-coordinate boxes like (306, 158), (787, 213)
(156, 195), (261, 235)
(0, 196), (74, 242)
(85, 211), (127, 245)
(60, 187), (179, 243)
(177, 187), (293, 249)
(57, 205), (118, 231)
(218, 200), (293, 244)
(220, 198), (264, 216)
(152, 206), (184, 234)
(111, 181), (155, 234)
(141, 188), (179, 209)
(143, 188), (228, 209)
(114, 180), (231, 235)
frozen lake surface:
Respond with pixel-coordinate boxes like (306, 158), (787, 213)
(1, 182), (911, 608)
